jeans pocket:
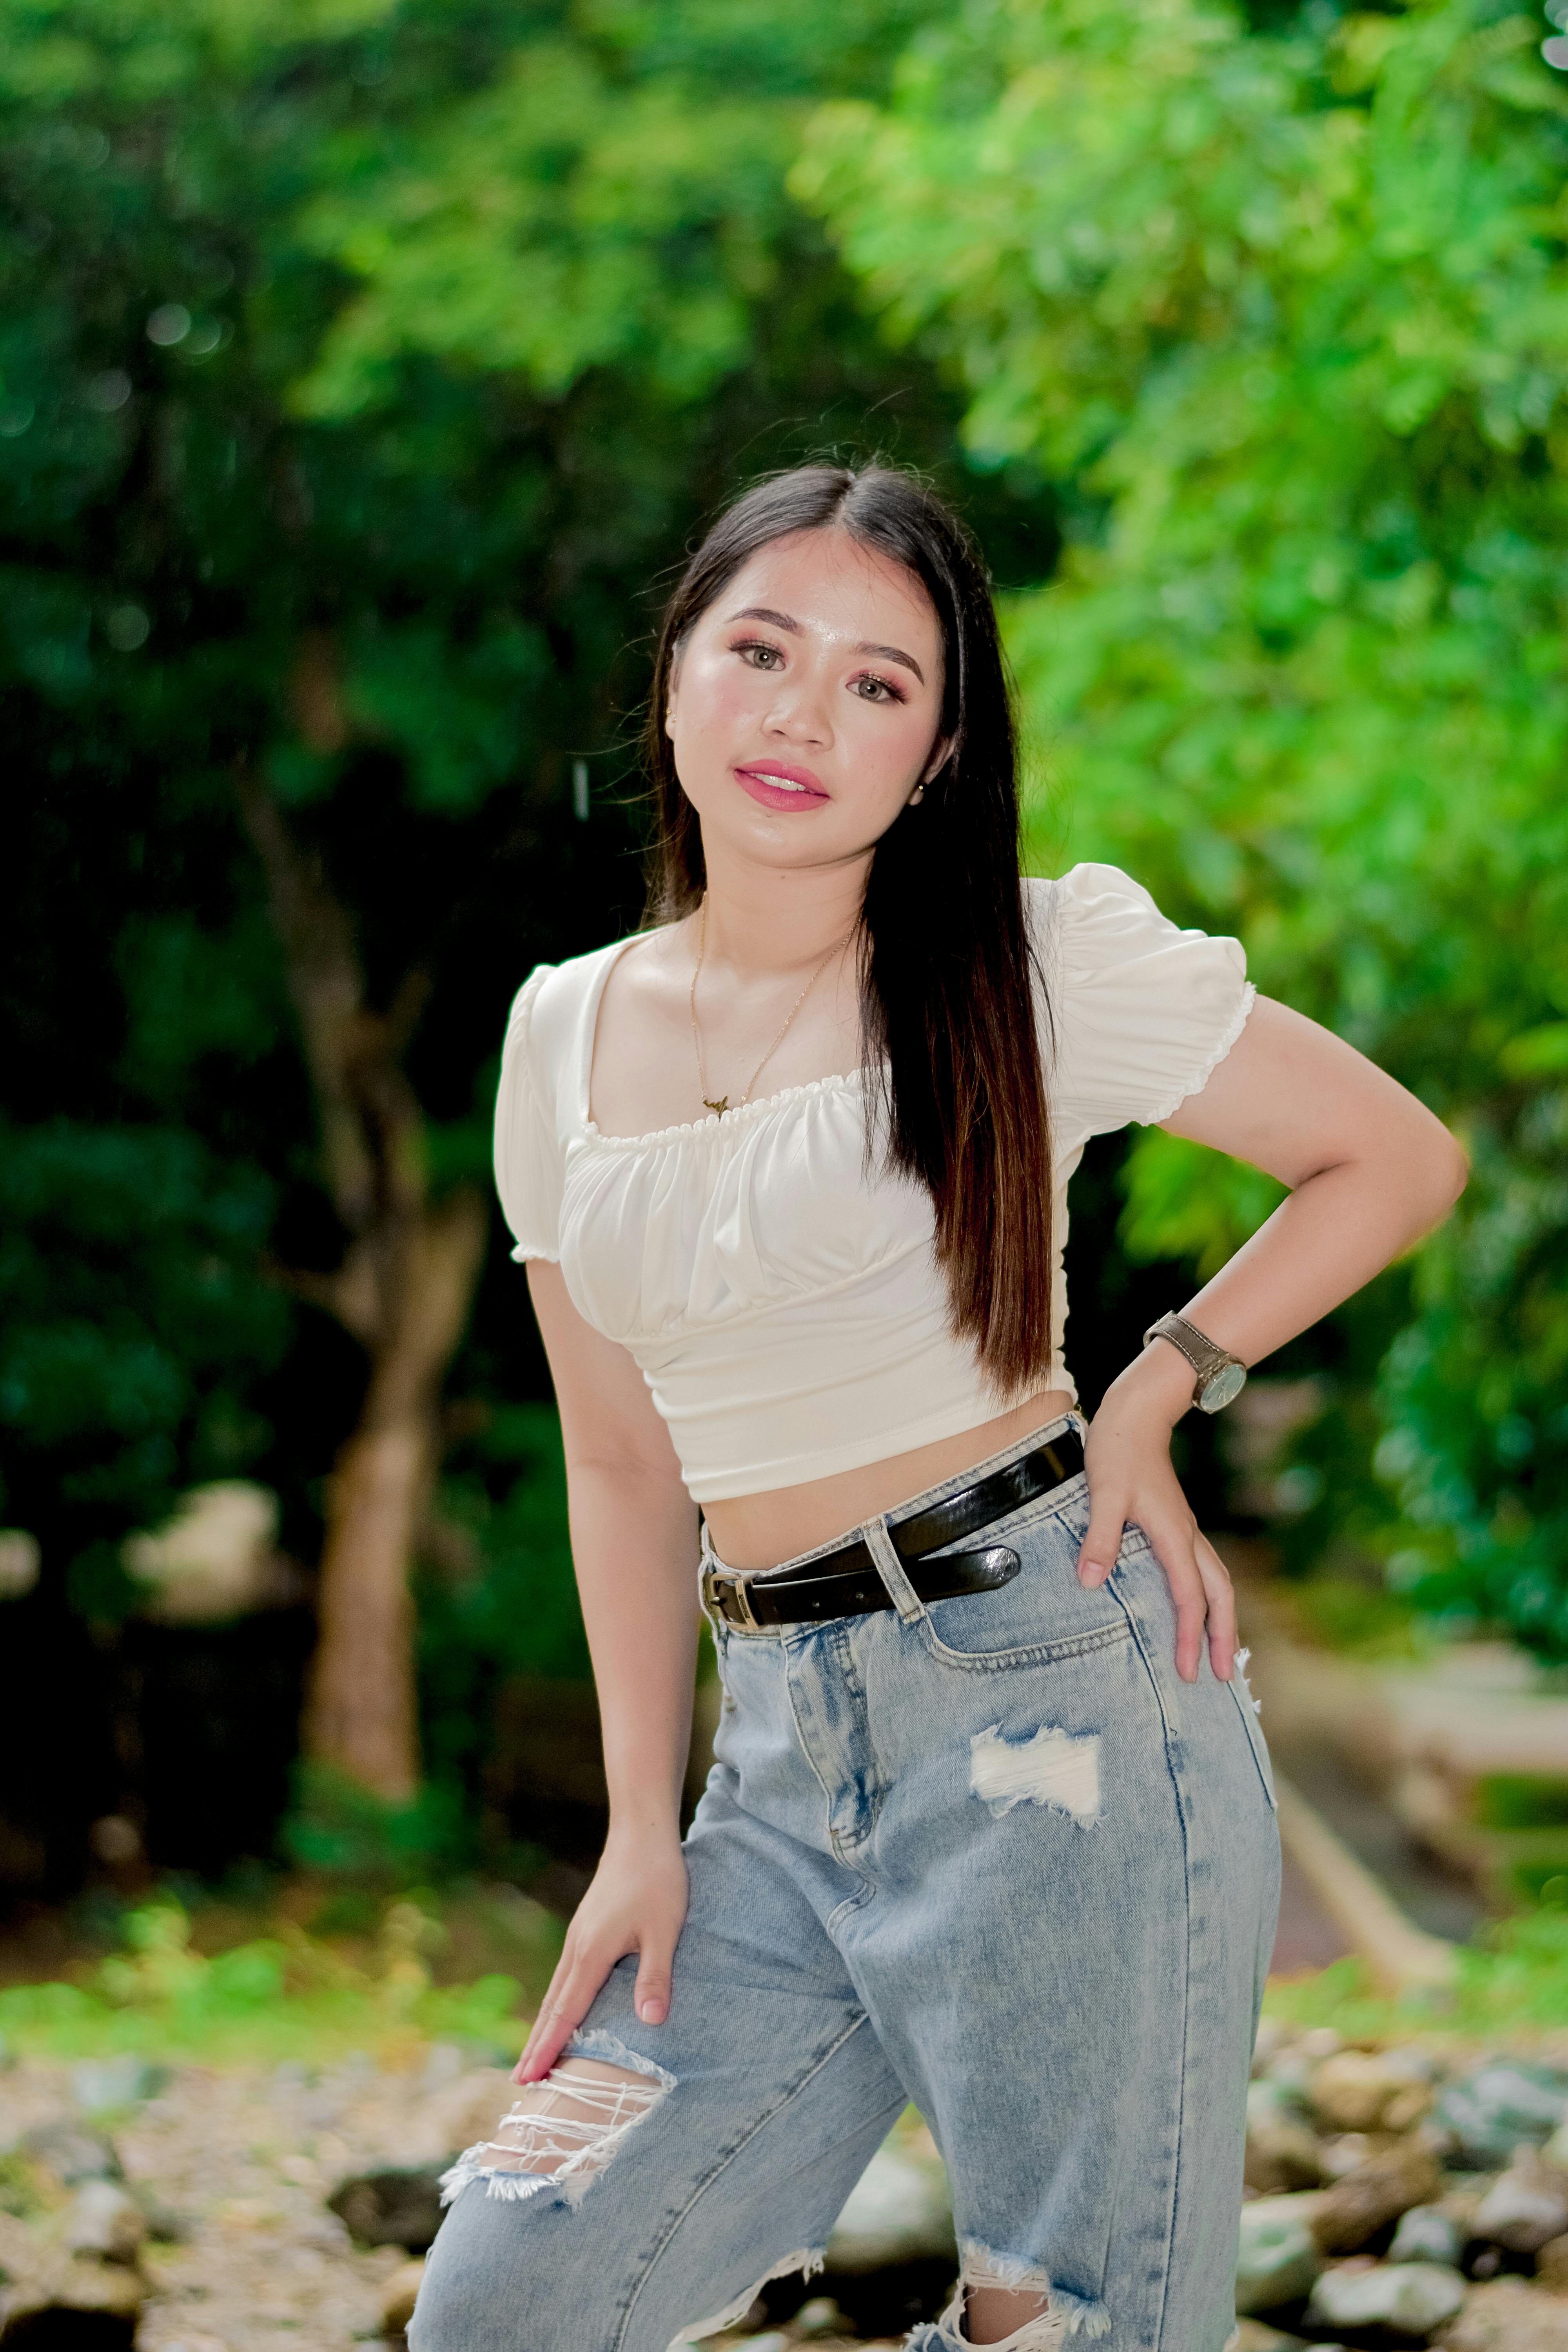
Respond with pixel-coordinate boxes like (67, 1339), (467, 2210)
(918, 1504), (1144, 1668)
(920, 1610), (1134, 1673)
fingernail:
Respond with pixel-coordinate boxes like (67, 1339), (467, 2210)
(637, 1998), (666, 2025)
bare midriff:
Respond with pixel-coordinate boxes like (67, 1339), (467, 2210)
(702, 1387), (1076, 1572)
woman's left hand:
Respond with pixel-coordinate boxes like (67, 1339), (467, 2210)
(1076, 1345), (1236, 1686)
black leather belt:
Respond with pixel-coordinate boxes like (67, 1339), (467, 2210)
(702, 1428), (1085, 1632)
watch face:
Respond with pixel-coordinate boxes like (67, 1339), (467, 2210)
(1198, 1360), (1247, 1414)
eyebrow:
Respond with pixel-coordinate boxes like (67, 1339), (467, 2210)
(725, 605), (927, 686)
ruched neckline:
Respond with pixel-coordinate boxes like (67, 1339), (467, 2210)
(581, 1067), (871, 1154)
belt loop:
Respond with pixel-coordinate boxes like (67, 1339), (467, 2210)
(864, 1515), (926, 1624)
(697, 1521), (729, 1636)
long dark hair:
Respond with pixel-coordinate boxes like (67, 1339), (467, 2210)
(642, 463), (1054, 1397)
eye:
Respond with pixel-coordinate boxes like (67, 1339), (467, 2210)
(850, 670), (907, 704)
(731, 637), (784, 670)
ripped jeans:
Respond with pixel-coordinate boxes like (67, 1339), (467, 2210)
(410, 1416), (1280, 2352)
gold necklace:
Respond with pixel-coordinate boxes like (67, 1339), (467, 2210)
(689, 899), (854, 1118)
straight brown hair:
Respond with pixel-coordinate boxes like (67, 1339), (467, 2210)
(642, 463), (1054, 1397)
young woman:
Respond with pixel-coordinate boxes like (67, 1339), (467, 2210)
(411, 465), (1465, 2352)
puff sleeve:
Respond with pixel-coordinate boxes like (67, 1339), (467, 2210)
(1039, 864), (1255, 1143)
(492, 967), (564, 1262)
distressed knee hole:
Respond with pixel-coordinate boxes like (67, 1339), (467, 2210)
(439, 2038), (673, 2208)
(946, 2254), (1063, 2352)
(957, 2283), (1063, 2352)
(915, 2241), (1109, 2349)
(969, 1722), (1101, 1825)
(487, 2058), (660, 2178)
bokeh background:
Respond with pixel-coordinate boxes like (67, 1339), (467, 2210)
(4, 0), (1567, 1975)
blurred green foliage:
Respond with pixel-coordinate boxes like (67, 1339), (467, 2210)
(798, 0), (1568, 1654)
(9, 0), (1568, 1895)
(0, 0), (1054, 1880)
(282, 1764), (479, 1886)
(0, 1117), (289, 1537)
(0, 1894), (555, 2063)
(1476, 1774), (1568, 1831)
(1263, 1898), (1568, 2037)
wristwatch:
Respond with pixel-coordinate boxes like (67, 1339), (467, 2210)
(1143, 1312), (1248, 1414)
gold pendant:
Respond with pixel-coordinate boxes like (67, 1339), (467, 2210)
(703, 1095), (729, 1117)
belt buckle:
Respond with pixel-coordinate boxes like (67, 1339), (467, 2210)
(702, 1565), (760, 1634)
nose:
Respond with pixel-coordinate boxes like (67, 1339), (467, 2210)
(764, 663), (833, 747)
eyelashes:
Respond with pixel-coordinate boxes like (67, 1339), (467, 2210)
(727, 638), (909, 703)
(731, 637), (784, 670)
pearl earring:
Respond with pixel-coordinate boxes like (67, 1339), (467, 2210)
(908, 783), (925, 806)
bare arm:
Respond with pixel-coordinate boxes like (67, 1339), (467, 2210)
(514, 1259), (700, 2082)
(1078, 996), (1468, 1681)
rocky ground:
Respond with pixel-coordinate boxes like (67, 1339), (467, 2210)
(9, 2025), (1568, 2348)
(1236, 2021), (1568, 2348)
(0, 2047), (912, 2351)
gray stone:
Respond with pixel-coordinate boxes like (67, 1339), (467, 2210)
(64, 2180), (146, 2263)
(1473, 2149), (1568, 2254)
(70, 2056), (166, 2114)
(1264, 2050), (1321, 2109)
(19, 2122), (122, 2185)
(1245, 2081), (1324, 2195)
(1305, 2259), (1467, 2335)
(1235, 2195), (1324, 2316)
(1435, 2064), (1568, 2168)
(826, 2146), (956, 2272)
(1388, 2203), (1466, 2267)
(327, 2163), (448, 2253)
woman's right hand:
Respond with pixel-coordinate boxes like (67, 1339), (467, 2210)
(513, 1828), (690, 2084)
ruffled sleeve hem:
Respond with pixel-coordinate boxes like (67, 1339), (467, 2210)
(1143, 979), (1256, 1125)
(1037, 864), (1255, 1140)
(493, 965), (565, 1262)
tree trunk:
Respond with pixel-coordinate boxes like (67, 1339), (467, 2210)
(307, 1190), (487, 1799)
(236, 759), (489, 1803)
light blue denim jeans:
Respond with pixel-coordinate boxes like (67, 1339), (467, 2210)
(411, 1416), (1280, 2352)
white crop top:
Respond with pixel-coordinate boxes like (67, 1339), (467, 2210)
(494, 864), (1253, 1502)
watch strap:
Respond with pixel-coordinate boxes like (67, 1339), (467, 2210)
(1143, 1311), (1243, 1396)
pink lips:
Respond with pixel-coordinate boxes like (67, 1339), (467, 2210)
(734, 762), (830, 813)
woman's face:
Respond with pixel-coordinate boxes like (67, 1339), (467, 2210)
(665, 526), (948, 877)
